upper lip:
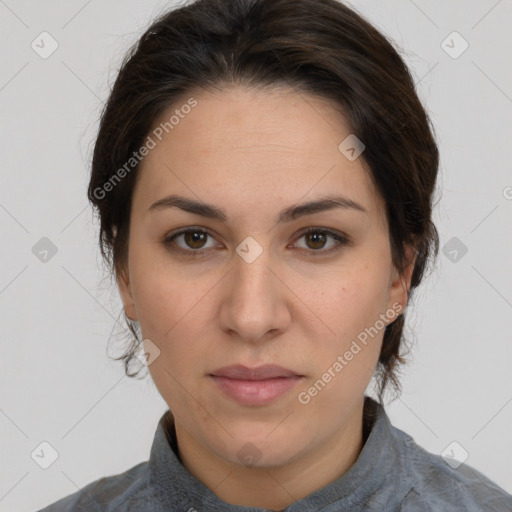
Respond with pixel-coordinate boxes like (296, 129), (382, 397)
(210, 364), (301, 380)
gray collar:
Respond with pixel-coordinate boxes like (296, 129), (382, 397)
(148, 396), (411, 511)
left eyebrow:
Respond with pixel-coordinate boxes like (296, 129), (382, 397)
(148, 194), (228, 221)
(147, 193), (367, 223)
(278, 195), (367, 222)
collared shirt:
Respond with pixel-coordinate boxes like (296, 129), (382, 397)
(37, 397), (512, 511)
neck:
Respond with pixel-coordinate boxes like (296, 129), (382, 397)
(171, 399), (366, 510)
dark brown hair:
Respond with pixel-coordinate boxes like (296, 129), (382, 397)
(88, 0), (439, 401)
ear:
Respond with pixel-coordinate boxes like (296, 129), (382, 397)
(116, 265), (138, 322)
(386, 244), (416, 319)
(112, 225), (138, 322)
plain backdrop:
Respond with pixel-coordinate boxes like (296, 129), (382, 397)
(1, 1), (511, 510)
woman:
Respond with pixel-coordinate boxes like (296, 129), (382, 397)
(39, 0), (512, 510)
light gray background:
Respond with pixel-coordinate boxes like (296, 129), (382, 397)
(1, 1), (511, 510)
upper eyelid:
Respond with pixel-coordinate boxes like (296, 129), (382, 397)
(166, 226), (348, 249)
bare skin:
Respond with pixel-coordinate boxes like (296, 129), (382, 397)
(118, 85), (415, 509)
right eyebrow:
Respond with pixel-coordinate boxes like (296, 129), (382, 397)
(147, 193), (367, 223)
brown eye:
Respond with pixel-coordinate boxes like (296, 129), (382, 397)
(183, 230), (208, 249)
(304, 231), (328, 250)
(164, 228), (218, 253)
(293, 228), (349, 255)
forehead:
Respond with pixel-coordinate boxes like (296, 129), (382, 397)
(133, 85), (383, 221)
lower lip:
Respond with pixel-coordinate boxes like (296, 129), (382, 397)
(209, 375), (303, 406)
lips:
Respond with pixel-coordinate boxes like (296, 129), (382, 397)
(209, 364), (301, 380)
(209, 365), (304, 406)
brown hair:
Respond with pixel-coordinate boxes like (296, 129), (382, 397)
(88, 0), (439, 401)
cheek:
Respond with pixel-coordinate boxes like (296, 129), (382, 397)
(138, 281), (208, 420)
(128, 250), (187, 336)
(133, 283), (173, 339)
(317, 264), (391, 337)
(299, 279), (386, 410)
(130, 265), (210, 373)
(302, 263), (391, 395)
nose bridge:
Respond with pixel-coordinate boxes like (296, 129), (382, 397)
(219, 241), (289, 340)
(232, 233), (274, 294)
(234, 249), (272, 299)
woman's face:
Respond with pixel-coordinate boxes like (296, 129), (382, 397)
(118, 85), (412, 468)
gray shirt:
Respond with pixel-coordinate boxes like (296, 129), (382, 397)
(37, 397), (512, 511)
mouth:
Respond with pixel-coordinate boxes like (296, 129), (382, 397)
(208, 364), (304, 406)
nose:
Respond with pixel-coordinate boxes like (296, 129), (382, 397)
(218, 247), (291, 343)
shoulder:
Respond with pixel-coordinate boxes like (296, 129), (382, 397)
(37, 461), (153, 512)
(389, 425), (512, 511)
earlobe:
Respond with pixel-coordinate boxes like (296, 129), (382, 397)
(117, 268), (138, 321)
(388, 245), (416, 319)
(113, 226), (138, 321)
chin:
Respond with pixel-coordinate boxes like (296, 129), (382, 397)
(210, 426), (303, 469)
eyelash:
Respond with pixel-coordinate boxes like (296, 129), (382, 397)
(163, 227), (350, 258)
